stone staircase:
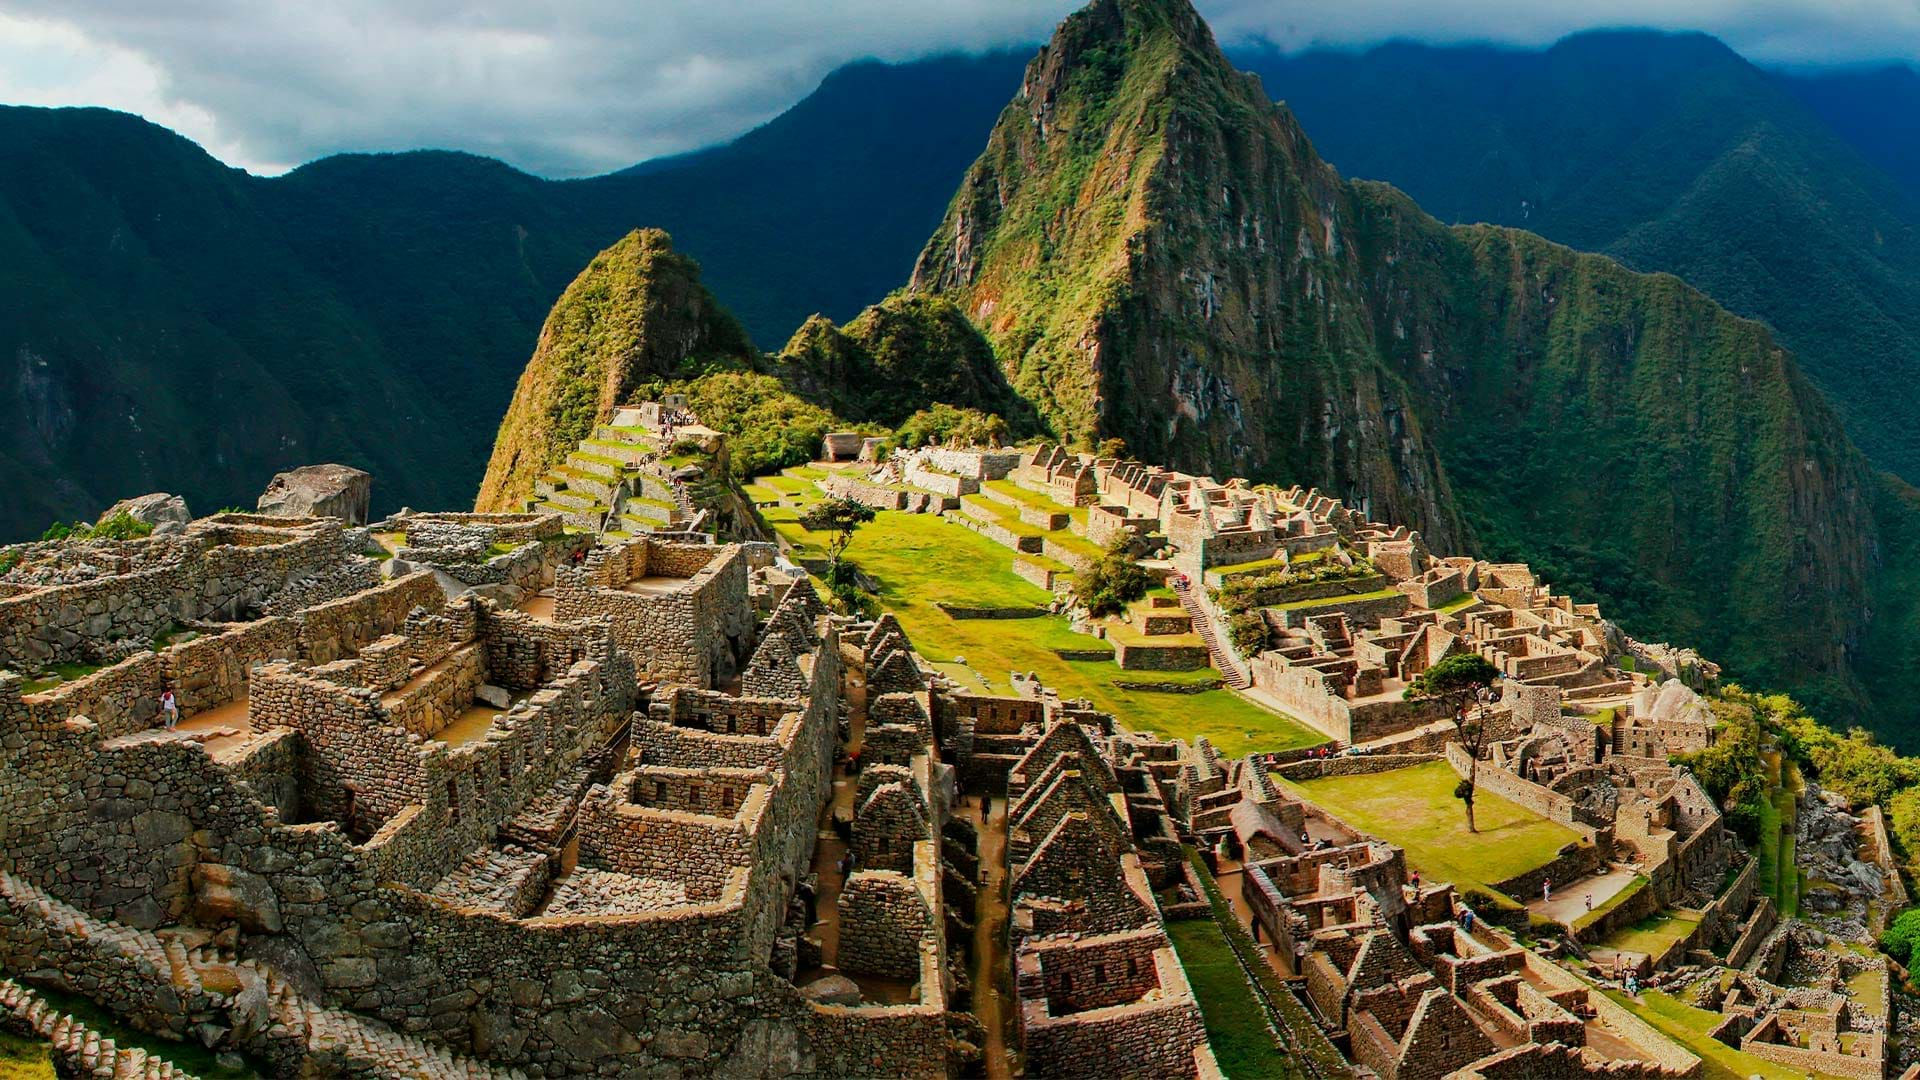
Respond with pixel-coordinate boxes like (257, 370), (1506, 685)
(1172, 576), (1251, 689)
(527, 424), (692, 535)
(0, 872), (514, 1078)
(0, 978), (196, 1079)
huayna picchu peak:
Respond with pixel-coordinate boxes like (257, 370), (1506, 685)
(8, 0), (1920, 1078)
(910, 0), (1912, 740)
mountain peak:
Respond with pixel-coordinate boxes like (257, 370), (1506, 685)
(474, 228), (754, 510)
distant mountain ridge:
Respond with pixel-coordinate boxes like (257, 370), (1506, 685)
(1232, 33), (1920, 483)
(0, 51), (1027, 538)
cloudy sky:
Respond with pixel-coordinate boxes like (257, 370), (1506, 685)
(2, 0), (1917, 177)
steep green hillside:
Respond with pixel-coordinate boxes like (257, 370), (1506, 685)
(0, 51), (1026, 539)
(476, 229), (756, 510)
(774, 293), (1035, 429)
(911, 0), (1909, 737)
(1233, 34), (1920, 485)
(911, 0), (1466, 548)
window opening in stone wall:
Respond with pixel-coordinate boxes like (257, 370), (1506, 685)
(446, 778), (460, 823)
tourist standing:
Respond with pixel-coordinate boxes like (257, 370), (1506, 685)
(1542, 877), (1552, 903)
(160, 689), (178, 730)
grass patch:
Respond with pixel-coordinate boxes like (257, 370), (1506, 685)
(1435, 592), (1480, 613)
(20, 662), (103, 695)
(1178, 850), (1346, 1078)
(1603, 989), (1802, 1080)
(831, 509), (1323, 752)
(1281, 760), (1579, 905)
(982, 479), (1076, 514)
(19, 982), (263, 1079)
(1269, 588), (1405, 612)
(0, 1030), (52, 1080)
(1169, 919), (1293, 1078)
(1600, 909), (1701, 959)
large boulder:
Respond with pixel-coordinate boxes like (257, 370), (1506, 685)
(257, 464), (372, 525)
(99, 492), (191, 528)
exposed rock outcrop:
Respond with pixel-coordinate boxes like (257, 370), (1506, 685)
(99, 492), (191, 529)
(257, 464), (372, 524)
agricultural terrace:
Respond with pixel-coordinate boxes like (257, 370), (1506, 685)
(747, 467), (1324, 753)
(1280, 760), (1580, 907)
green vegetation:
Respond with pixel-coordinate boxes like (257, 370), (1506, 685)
(1600, 910), (1702, 959)
(1570, 875), (1647, 933)
(1175, 849), (1344, 1079)
(1214, 559), (1379, 615)
(0, 1029), (51, 1080)
(9, 982), (262, 1079)
(776, 293), (1035, 431)
(20, 663), (104, 695)
(1069, 539), (1152, 618)
(807, 502), (1321, 752)
(1403, 653), (1503, 832)
(477, 229), (757, 510)
(1227, 611), (1270, 656)
(1602, 989), (1802, 1080)
(1167, 919), (1293, 1079)
(1878, 907), (1920, 965)
(1282, 760), (1578, 906)
(40, 512), (154, 543)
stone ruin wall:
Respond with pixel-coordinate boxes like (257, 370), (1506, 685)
(555, 541), (751, 687)
(0, 600), (942, 1075)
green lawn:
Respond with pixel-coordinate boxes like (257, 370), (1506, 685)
(1572, 875), (1648, 933)
(1281, 761), (1580, 905)
(1168, 919), (1293, 1079)
(982, 479), (1076, 514)
(827, 509), (1323, 753)
(1270, 588), (1405, 612)
(1599, 910), (1701, 959)
(1603, 990), (1801, 1080)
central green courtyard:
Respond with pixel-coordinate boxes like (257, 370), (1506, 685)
(749, 477), (1324, 753)
(1280, 760), (1580, 905)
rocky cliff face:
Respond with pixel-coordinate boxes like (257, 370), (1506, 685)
(476, 229), (755, 511)
(911, 0), (1895, 728)
(910, 0), (1465, 548)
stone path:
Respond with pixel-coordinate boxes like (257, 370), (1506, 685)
(0, 977), (195, 1079)
(1525, 864), (1641, 925)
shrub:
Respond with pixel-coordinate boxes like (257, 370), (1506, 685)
(39, 512), (154, 543)
(1228, 611), (1269, 656)
(1072, 541), (1151, 618)
(1881, 908), (1920, 966)
(90, 512), (155, 541)
(894, 403), (1007, 450)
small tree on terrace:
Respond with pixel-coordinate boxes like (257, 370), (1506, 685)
(1071, 536), (1152, 618)
(797, 497), (876, 581)
(1404, 653), (1503, 833)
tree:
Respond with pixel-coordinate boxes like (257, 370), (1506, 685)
(1404, 653), (1503, 832)
(1071, 538), (1151, 618)
(797, 497), (876, 580)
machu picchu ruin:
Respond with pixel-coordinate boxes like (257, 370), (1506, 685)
(10, 0), (1920, 1076)
(3, 399), (1914, 1078)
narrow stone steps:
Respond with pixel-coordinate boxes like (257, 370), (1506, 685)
(1172, 578), (1252, 689)
(0, 979), (192, 1079)
(1, 872), (511, 1079)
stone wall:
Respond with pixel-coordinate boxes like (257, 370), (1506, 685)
(555, 540), (751, 687)
(838, 871), (930, 981)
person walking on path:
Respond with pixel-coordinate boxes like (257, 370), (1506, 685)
(1542, 877), (1552, 903)
(160, 689), (178, 730)
(1459, 906), (1475, 933)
